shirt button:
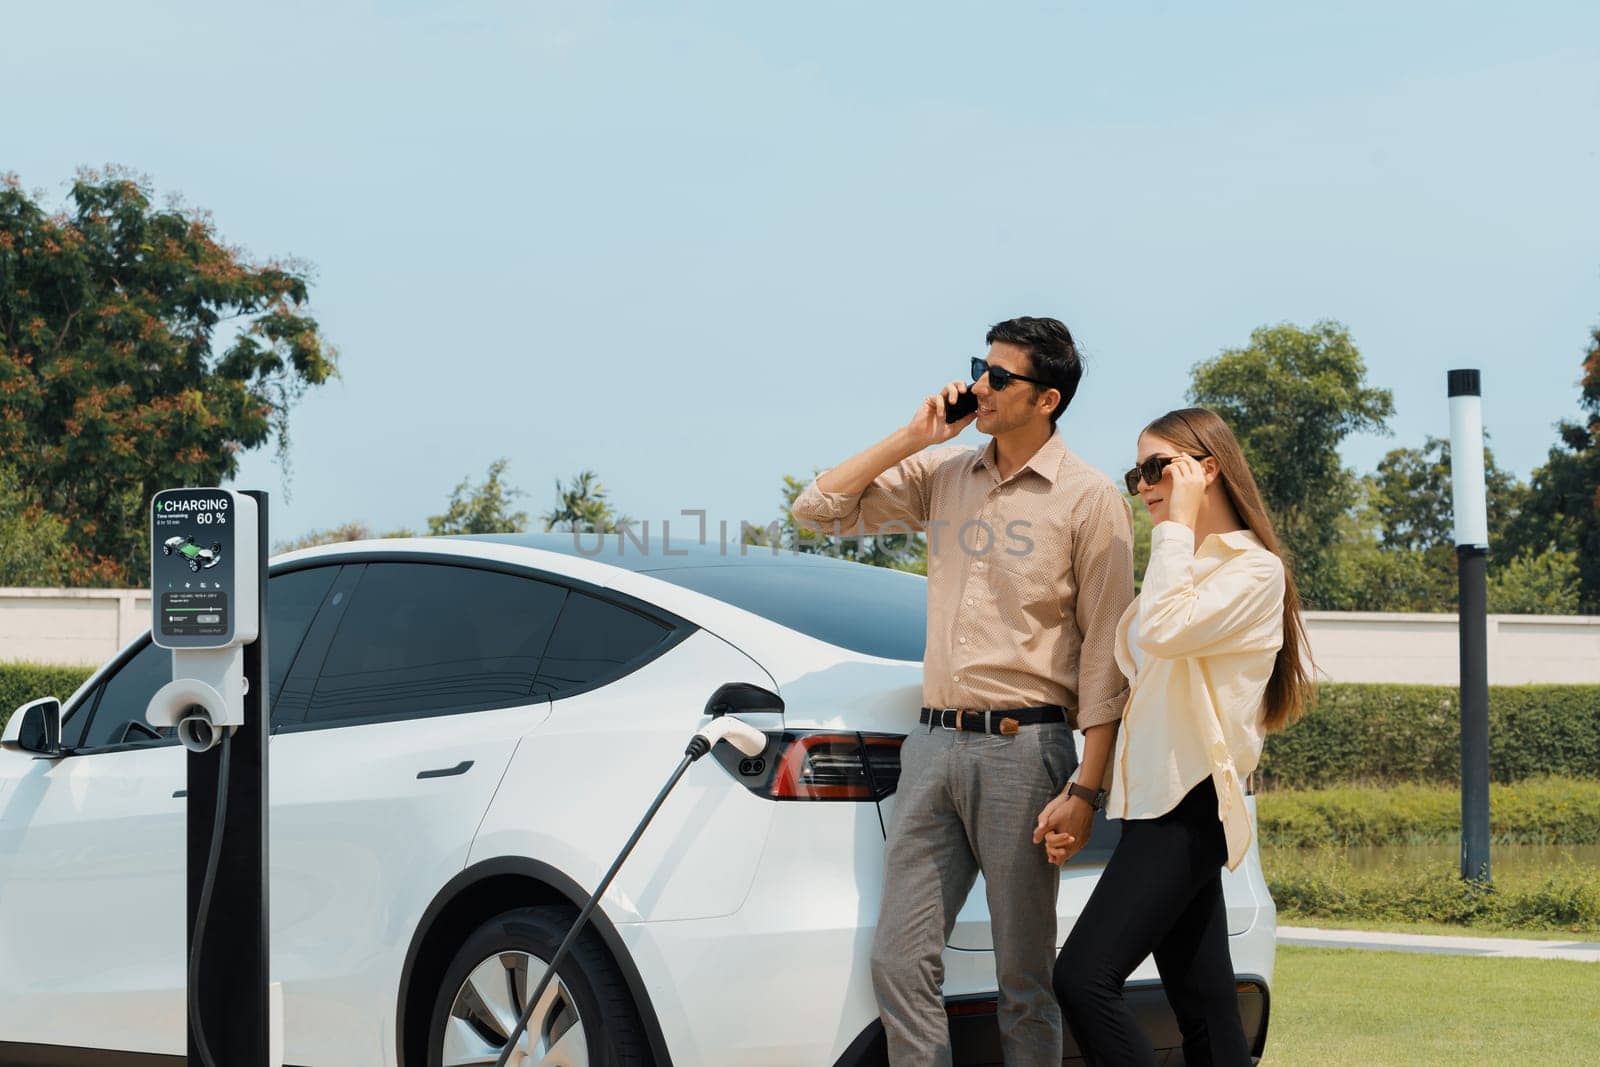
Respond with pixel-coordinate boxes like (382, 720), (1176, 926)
(952, 674), (960, 682)
(959, 637), (967, 644)
(965, 598), (974, 606)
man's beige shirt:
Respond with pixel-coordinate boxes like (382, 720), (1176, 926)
(791, 433), (1134, 729)
(1108, 521), (1286, 870)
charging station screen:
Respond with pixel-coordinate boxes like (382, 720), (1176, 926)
(152, 489), (238, 647)
(160, 590), (229, 638)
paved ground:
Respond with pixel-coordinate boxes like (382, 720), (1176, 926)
(1278, 925), (1600, 963)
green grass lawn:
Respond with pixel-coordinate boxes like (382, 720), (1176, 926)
(1267, 947), (1600, 1065)
(1261, 845), (1600, 935)
(1256, 778), (1600, 847)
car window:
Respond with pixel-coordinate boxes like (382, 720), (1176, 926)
(267, 567), (339, 698)
(67, 566), (340, 752)
(536, 590), (674, 697)
(77, 639), (175, 749)
(645, 563), (927, 661)
(302, 563), (567, 726)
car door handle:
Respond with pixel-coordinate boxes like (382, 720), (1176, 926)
(417, 760), (473, 780)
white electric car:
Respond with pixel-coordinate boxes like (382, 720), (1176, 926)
(0, 533), (1276, 1066)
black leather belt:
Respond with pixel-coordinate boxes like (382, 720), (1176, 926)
(918, 705), (1068, 735)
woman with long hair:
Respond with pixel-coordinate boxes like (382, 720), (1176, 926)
(1039, 407), (1312, 1066)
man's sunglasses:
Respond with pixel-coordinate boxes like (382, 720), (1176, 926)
(971, 356), (1050, 392)
(1123, 454), (1210, 494)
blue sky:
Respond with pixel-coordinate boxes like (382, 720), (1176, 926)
(5, 1), (1598, 545)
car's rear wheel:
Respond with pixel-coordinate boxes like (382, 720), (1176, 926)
(426, 905), (649, 1067)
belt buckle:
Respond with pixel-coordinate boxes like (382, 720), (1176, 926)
(939, 707), (961, 731)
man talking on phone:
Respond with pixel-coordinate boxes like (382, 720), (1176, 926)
(791, 317), (1134, 1067)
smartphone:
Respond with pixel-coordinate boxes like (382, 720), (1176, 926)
(945, 388), (979, 423)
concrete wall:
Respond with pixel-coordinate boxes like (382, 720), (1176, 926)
(1, 589), (1597, 685)
(0, 588), (152, 667)
(1303, 611), (1600, 686)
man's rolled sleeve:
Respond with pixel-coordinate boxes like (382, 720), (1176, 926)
(791, 475), (862, 525)
(1071, 484), (1136, 730)
(790, 448), (955, 538)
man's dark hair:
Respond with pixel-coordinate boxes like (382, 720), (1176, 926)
(984, 316), (1082, 425)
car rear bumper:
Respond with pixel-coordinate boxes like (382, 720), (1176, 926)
(618, 802), (1277, 1066)
(832, 977), (1270, 1066)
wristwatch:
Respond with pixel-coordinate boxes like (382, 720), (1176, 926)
(1067, 782), (1108, 811)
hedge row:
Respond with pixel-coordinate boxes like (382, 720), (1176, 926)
(1260, 684), (1600, 788)
(1266, 851), (1600, 933)
(3, 672), (1597, 789)
(1257, 777), (1600, 847)
(0, 663), (95, 730)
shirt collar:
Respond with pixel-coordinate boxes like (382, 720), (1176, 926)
(1204, 528), (1266, 554)
(970, 432), (1065, 486)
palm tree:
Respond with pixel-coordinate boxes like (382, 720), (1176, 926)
(542, 470), (632, 534)
(752, 472), (928, 575)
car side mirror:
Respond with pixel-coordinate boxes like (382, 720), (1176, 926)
(2, 697), (64, 758)
(704, 682), (784, 718)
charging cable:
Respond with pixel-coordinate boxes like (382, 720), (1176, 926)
(188, 727), (231, 1067)
(493, 716), (766, 1066)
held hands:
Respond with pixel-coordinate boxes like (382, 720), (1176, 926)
(906, 380), (976, 448)
(1033, 790), (1094, 867)
(1164, 454), (1208, 531)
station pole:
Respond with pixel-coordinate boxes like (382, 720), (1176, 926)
(186, 490), (271, 1063)
(1448, 372), (1491, 884)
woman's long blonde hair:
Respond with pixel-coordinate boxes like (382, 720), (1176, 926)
(1144, 407), (1314, 731)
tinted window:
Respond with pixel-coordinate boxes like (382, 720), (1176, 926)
(304, 563), (566, 725)
(536, 591), (673, 695)
(68, 567), (338, 751)
(646, 564), (926, 661)
(79, 640), (174, 748)
(267, 567), (339, 699)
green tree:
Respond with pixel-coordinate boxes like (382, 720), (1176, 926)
(0, 465), (74, 586)
(274, 520), (416, 554)
(429, 458), (529, 535)
(1318, 480), (1454, 611)
(540, 469), (630, 534)
(1369, 436), (1527, 555)
(1507, 321), (1600, 611)
(757, 472), (928, 574)
(1188, 320), (1394, 608)
(1486, 548), (1581, 615)
(0, 168), (337, 584)
(1326, 448), (1571, 615)
(1128, 493), (1153, 592)
(1322, 540), (1454, 612)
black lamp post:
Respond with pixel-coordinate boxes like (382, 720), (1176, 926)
(1448, 370), (1491, 884)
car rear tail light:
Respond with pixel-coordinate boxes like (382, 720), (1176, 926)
(714, 730), (902, 801)
(771, 733), (901, 800)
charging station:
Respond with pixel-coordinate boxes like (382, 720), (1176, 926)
(147, 488), (275, 1067)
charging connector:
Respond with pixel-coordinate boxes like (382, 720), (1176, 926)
(686, 716), (766, 760)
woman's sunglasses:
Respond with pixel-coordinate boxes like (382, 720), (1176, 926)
(971, 356), (1050, 392)
(1123, 454), (1210, 494)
